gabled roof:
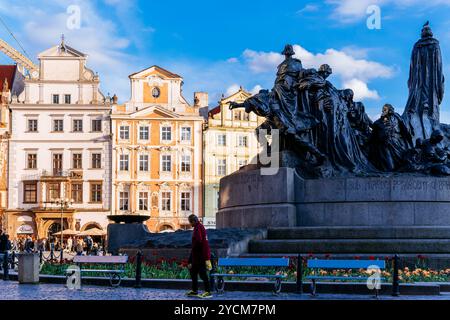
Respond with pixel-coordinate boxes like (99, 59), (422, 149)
(208, 105), (220, 118)
(221, 86), (252, 103)
(129, 105), (181, 119)
(38, 43), (87, 58)
(129, 65), (182, 79)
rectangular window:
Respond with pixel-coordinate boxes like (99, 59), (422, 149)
(217, 159), (226, 176)
(72, 153), (82, 169)
(180, 127), (191, 141)
(181, 154), (191, 172)
(52, 153), (63, 175)
(139, 126), (149, 140)
(64, 94), (71, 104)
(47, 183), (61, 202)
(27, 154), (37, 169)
(139, 154), (149, 171)
(91, 153), (101, 169)
(90, 182), (102, 203)
(27, 119), (38, 132)
(119, 126), (130, 140)
(161, 192), (171, 211)
(161, 155), (171, 172)
(161, 126), (172, 141)
(119, 191), (129, 211)
(73, 119), (83, 132)
(92, 119), (102, 132)
(138, 192), (149, 211)
(217, 134), (226, 146)
(180, 192), (191, 211)
(119, 154), (129, 171)
(243, 112), (250, 121)
(53, 119), (64, 132)
(52, 94), (59, 104)
(23, 182), (37, 203)
(234, 111), (242, 120)
(238, 135), (248, 147)
(71, 183), (83, 203)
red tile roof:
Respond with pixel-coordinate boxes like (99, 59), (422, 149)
(0, 65), (17, 94)
(208, 105), (220, 118)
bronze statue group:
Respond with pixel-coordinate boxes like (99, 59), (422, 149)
(230, 22), (449, 177)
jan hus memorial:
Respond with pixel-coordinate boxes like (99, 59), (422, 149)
(217, 22), (450, 267)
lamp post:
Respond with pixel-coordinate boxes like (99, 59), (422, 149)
(53, 198), (73, 249)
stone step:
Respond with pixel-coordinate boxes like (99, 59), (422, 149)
(267, 227), (450, 240)
(249, 239), (450, 254)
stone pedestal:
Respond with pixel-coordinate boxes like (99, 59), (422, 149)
(217, 167), (298, 228)
(107, 223), (152, 255)
(218, 167), (450, 228)
(18, 253), (39, 284)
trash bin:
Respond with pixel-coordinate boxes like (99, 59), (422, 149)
(18, 253), (40, 284)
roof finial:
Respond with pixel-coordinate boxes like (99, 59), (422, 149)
(60, 34), (66, 52)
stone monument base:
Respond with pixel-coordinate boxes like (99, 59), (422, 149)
(217, 167), (450, 266)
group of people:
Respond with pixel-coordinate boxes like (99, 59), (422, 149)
(0, 233), (103, 256)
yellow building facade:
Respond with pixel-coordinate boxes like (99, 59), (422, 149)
(111, 66), (206, 232)
(203, 87), (265, 227)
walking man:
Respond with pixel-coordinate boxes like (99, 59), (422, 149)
(186, 214), (213, 299)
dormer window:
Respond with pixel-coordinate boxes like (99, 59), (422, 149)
(152, 87), (160, 98)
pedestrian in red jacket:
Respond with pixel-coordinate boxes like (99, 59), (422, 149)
(186, 214), (213, 298)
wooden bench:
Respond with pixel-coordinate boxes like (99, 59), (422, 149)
(66, 255), (128, 287)
(305, 259), (386, 297)
(211, 257), (290, 294)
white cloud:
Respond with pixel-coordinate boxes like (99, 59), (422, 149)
(242, 44), (394, 101)
(250, 85), (263, 94)
(296, 4), (319, 15)
(226, 84), (241, 96)
(343, 78), (380, 100)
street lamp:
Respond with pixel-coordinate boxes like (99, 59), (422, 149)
(53, 198), (73, 249)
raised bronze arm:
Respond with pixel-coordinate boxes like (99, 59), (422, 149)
(228, 101), (245, 110)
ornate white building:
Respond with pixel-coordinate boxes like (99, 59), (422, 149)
(6, 39), (112, 239)
(203, 87), (264, 227)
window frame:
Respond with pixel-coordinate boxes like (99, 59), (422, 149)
(119, 154), (129, 171)
(23, 181), (37, 204)
(90, 182), (102, 203)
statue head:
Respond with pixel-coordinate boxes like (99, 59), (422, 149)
(318, 64), (332, 79)
(342, 89), (354, 103)
(382, 103), (395, 117)
(281, 44), (295, 57)
(421, 21), (433, 39)
(430, 129), (444, 144)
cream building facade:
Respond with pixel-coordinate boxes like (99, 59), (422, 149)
(6, 40), (112, 239)
(111, 66), (206, 232)
(203, 87), (264, 227)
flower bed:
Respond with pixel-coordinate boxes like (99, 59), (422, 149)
(39, 256), (450, 283)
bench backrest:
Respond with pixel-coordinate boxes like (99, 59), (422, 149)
(218, 258), (289, 267)
(307, 259), (385, 269)
(73, 255), (128, 264)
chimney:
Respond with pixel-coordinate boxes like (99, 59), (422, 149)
(194, 92), (209, 119)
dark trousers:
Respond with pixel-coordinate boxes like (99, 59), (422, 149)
(190, 264), (210, 293)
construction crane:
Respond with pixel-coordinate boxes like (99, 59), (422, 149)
(0, 38), (38, 78)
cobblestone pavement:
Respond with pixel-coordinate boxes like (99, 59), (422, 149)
(1, 281), (449, 300)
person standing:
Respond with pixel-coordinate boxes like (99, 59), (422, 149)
(185, 214), (213, 299)
(66, 237), (73, 253)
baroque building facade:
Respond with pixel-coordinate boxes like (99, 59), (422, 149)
(111, 66), (206, 232)
(203, 87), (264, 227)
(6, 40), (112, 239)
(0, 65), (24, 233)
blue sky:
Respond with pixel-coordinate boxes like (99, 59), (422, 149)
(1, 0), (450, 121)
